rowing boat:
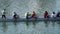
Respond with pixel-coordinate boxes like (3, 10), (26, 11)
(0, 17), (60, 22)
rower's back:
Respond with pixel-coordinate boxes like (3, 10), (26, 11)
(31, 11), (36, 18)
(44, 11), (49, 18)
(2, 9), (6, 15)
(2, 9), (6, 19)
(51, 12), (56, 18)
(13, 12), (19, 19)
(26, 12), (31, 19)
(56, 12), (60, 17)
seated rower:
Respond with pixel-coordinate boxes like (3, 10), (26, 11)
(13, 12), (19, 19)
(56, 12), (60, 17)
(25, 12), (31, 19)
(44, 11), (49, 18)
(2, 9), (6, 19)
(51, 12), (56, 18)
(31, 11), (37, 18)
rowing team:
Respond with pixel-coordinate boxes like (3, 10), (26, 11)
(44, 11), (60, 18)
(1, 9), (60, 19)
(1, 9), (37, 19)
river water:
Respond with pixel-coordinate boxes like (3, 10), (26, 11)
(0, 0), (60, 34)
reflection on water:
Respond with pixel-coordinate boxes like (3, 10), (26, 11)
(2, 22), (7, 32)
(13, 21), (17, 26)
(25, 21), (39, 28)
(26, 21), (29, 26)
(44, 21), (49, 27)
(0, 21), (60, 34)
(57, 21), (60, 24)
(51, 21), (56, 27)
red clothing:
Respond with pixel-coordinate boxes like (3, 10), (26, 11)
(44, 11), (48, 18)
(31, 13), (35, 17)
(31, 11), (36, 18)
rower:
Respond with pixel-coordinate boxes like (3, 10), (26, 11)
(2, 9), (6, 19)
(44, 11), (49, 18)
(25, 12), (31, 19)
(31, 11), (37, 18)
(13, 12), (19, 19)
(56, 12), (60, 17)
(51, 12), (56, 18)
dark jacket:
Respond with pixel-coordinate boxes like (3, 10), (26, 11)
(56, 12), (60, 17)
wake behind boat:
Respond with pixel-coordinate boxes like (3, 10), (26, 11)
(0, 17), (60, 22)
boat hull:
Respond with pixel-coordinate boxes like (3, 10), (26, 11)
(0, 18), (60, 22)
